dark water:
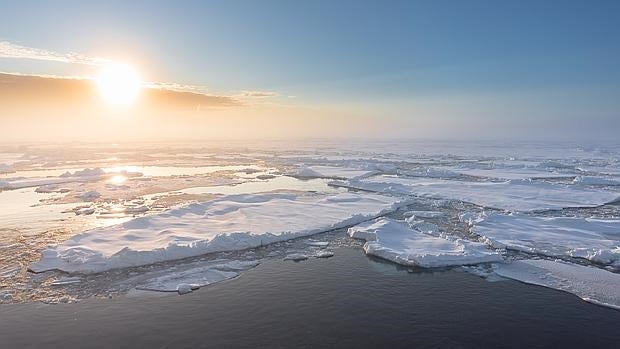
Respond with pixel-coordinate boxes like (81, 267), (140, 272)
(1, 247), (619, 349)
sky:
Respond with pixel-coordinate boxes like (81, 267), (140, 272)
(0, 0), (619, 142)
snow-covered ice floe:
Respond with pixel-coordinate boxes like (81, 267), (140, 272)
(494, 259), (620, 310)
(474, 214), (620, 266)
(445, 167), (575, 180)
(348, 218), (502, 267)
(572, 176), (620, 186)
(332, 176), (619, 212)
(0, 167), (109, 191)
(293, 165), (377, 180)
(136, 260), (259, 294)
(31, 192), (403, 273)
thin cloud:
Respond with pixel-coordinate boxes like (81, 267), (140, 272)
(0, 72), (240, 109)
(0, 41), (281, 104)
(0, 41), (110, 66)
(237, 90), (278, 98)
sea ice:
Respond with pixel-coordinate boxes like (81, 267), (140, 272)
(76, 190), (101, 201)
(0, 264), (21, 278)
(50, 276), (82, 286)
(31, 192), (402, 273)
(284, 253), (309, 261)
(136, 260), (259, 293)
(474, 213), (620, 266)
(572, 176), (620, 186)
(348, 218), (502, 267)
(60, 168), (106, 178)
(403, 210), (446, 219)
(494, 259), (620, 310)
(444, 167), (575, 180)
(315, 251), (335, 258)
(293, 165), (376, 179)
(0, 163), (14, 174)
(306, 241), (330, 247)
(294, 165), (323, 178)
(333, 176), (619, 212)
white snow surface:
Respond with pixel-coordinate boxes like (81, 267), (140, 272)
(494, 259), (620, 310)
(333, 176), (619, 212)
(348, 218), (502, 267)
(474, 213), (620, 266)
(31, 191), (402, 273)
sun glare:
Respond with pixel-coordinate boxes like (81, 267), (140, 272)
(95, 63), (141, 106)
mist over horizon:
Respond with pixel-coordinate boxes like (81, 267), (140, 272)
(1, 1), (618, 143)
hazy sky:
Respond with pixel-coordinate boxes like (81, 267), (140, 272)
(1, 0), (619, 142)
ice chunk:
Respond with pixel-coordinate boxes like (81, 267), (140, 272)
(306, 241), (329, 247)
(315, 251), (335, 258)
(284, 253), (309, 261)
(349, 219), (502, 267)
(494, 259), (620, 310)
(35, 184), (67, 193)
(124, 206), (149, 214)
(75, 190), (101, 201)
(50, 276), (82, 286)
(294, 165), (323, 178)
(474, 213), (620, 265)
(176, 283), (195, 295)
(73, 206), (95, 215)
(334, 176), (619, 212)
(31, 192), (402, 273)
(60, 168), (106, 177)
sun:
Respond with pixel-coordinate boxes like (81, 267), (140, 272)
(95, 63), (141, 106)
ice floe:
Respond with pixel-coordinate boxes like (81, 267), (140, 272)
(306, 241), (330, 248)
(494, 259), (620, 310)
(284, 253), (309, 261)
(348, 218), (502, 267)
(474, 213), (620, 266)
(333, 176), (619, 212)
(60, 168), (106, 178)
(572, 176), (620, 186)
(445, 167), (575, 180)
(31, 192), (402, 273)
(315, 251), (335, 258)
(293, 165), (376, 180)
(294, 165), (323, 178)
(136, 260), (259, 293)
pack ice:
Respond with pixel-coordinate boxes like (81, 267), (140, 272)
(334, 176), (619, 212)
(474, 214), (620, 266)
(31, 192), (402, 273)
(348, 218), (502, 267)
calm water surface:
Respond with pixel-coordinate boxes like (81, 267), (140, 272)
(1, 247), (618, 349)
